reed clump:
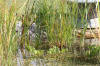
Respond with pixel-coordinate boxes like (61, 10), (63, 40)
(1, 0), (100, 65)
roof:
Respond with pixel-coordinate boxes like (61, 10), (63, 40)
(69, 0), (100, 3)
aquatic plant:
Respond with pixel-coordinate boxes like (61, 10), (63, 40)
(0, 1), (17, 66)
(0, 0), (30, 66)
(1, 0), (100, 66)
(29, 0), (80, 50)
(47, 46), (60, 54)
(86, 45), (100, 57)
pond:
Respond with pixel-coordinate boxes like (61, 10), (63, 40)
(16, 52), (100, 66)
(15, 38), (100, 66)
(6, 0), (100, 66)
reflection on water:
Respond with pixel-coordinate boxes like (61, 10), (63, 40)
(16, 56), (99, 66)
(16, 48), (72, 66)
(85, 38), (100, 46)
(16, 58), (72, 66)
(16, 38), (100, 66)
(17, 48), (24, 66)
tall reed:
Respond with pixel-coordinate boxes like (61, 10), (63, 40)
(0, 0), (99, 65)
(30, 0), (80, 49)
(0, 0), (29, 65)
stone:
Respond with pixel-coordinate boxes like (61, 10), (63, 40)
(16, 21), (23, 36)
(29, 23), (37, 42)
(85, 38), (100, 46)
(77, 29), (100, 38)
(40, 31), (47, 42)
(29, 23), (37, 33)
(77, 18), (100, 29)
(89, 18), (100, 28)
(16, 21), (37, 43)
